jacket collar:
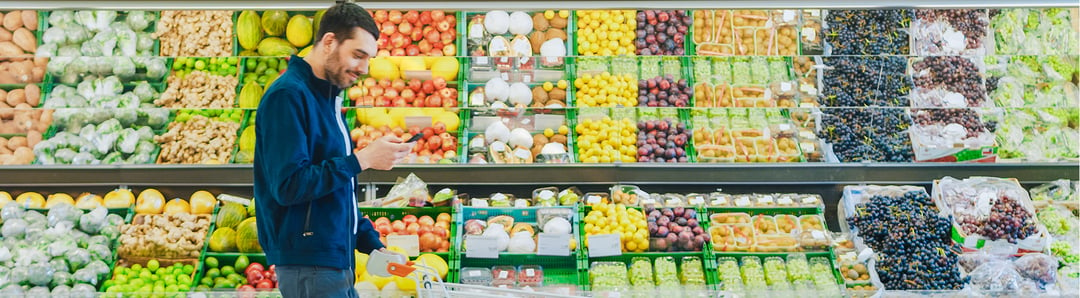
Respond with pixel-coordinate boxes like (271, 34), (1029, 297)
(288, 55), (341, 99)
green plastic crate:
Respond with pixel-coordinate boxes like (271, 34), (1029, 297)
(359, 206), (457, 259)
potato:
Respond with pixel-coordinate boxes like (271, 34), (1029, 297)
(33, 57), (46, 67)
(0, 41), (23, 56)
(21, 11), (36, 31)
(0, 121), (13, 134)
(30, 67), (43, 84)
(0, 154), (12, 165)
(12, 28), (34, 52)
(0, 28), (10, 42)
(546, 28), (567, 41)
(2, 12), (22, 31)
(0, 102), (10, 119)
(7, 136), (25, 150)
(22, 84), (38, 106)
(26, 130), (40, 147)
(529, 31), (546, 53)
(0, 89), (7, 100)
(5, 88), (23, 106)
(39, 108), (52, 123)
(0, 136), (6, 148)
(0, 72), (13, 85)
(533, 134), (549, 147)
(12, 147), (33, 164)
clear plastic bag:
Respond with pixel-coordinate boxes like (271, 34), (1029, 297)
(966, 260), (1025, 291)
(1014, 253), (1059, 286)
(380, 173), (429, 207)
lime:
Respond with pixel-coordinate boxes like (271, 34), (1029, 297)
(227, 273), (243, 282)
(194, 60), (206, 70)
(165, 285), (178, 293)
(196, 285), (211, 291)
(130, 278), (145, 287)
(139, 270), (152, 280)
(245, 58), (257, 70)
(200, 276), (213, 286)
(178, 284), (190, 292)
(206, 268), (221, 279)
(182, 265), (195, 275)
(221, 265), (235, 276)
(156, 268), (167, 276)
(147, 260), (160, 272)
(235, 255), (250, 270)
(205, 257), (219, 268)
(132, 264), (143, 271)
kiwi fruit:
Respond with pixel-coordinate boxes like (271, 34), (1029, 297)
(532, 13), (550, 32)
(532, 86), (549, 104)
(548, 88), (567, 101)
(530, 31), (547, 53)
(545, 28), (568, 41)
(550, 134), (568, 145)
(550, 16), (568, 29)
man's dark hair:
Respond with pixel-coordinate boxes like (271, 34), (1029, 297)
(315, 2), (380, 46)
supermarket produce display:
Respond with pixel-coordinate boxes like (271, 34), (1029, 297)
(0, 1), (1077, 297)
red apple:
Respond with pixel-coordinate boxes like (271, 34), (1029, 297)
(377, 49), (391, 57)
(405, 44), (421, 56)
(432, 77), (448, 90)
(419, 149), (432, 156)
(421, 127), (435, 137)
(441, 137), (456, 152)
(421, 80), (436, 94)
(432, 122), (447, 134)
(400, 89), (416, 102)
(374, 10), (388, 23)
(431, 10), (445, 21)
(425, 95), (441, 107)
(445, 15), (456, 25)
(370, 86), (385, 97)
(419, 11), (433, 25)
(380, 21), (396, 36)
(246, 263), (266, 275)
(246, 270), (265, 284)
(407, 78), (422, 92)
(383, 88), (399, 99)
(256, 280), (274, 289)
(404, 11), (420, 24)
(391, 48), (406, 56)
(390, 33), (408, 49)
(424, 30), (441, 44)
(427, 135), (442, 151)
(408, 126), (422, 135)
(398, 22), (413, 35)
(439, 132), (453, 142)
(388, 10), (403, 24)
(238, 285), (257, 298)
(436, 20), (452, 32)
(363, 77), (377, 87)
(392, 98), (407, 107)
(414, 139), (426, 152)
(375, 97), (391, 107)
(442, 44), (456, 56)
(391, 79), (406, 91)
(418, 40), (433, 54)
(439, 31), (454, 44)
(410, 29), (424, 42)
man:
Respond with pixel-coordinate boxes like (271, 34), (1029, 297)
(253, 3), (413, 297)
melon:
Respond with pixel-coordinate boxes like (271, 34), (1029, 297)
(285, 15), (313, 48)
(257, 37), (298, 57)
(236, 11), (263, 50)
(260, 11), (289, 36)
(236, 217), (262, 253)
(208, 227), (238, 252)
(215, 202), (248, 230)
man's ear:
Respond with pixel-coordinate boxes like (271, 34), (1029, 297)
(320, 32), (337, 52)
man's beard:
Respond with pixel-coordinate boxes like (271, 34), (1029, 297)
(324, 48), (353, 89)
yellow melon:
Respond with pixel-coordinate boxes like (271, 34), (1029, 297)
(163, 198), (191, 215)
(430, 57), (459, 81)
(189, 190), (217, 215)
(16, 192), (45, 209)
(368, 58), (399, 80)
(0, 191), (13, 207)
(45, 193), (75, 208)
(104, 188), (135, 208)
(74, 193), (104, 210)
(135, 189), (166, 214)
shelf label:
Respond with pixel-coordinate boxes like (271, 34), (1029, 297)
(387, 235), (420, 257)
(588, 234), (622, 257)
(780, 82), (792, 92)
(802, 197), (819, 205)
(525, 268), (536, 277)
(734, 196), (752, 207)
(777, 197), (794, 206)
(498, 270), (509, 279)
(811, 230), (826, 240)
(782, 10), (796, 22)
(537, 233), (571, 256)
(465, 235), (499, 259)
(586, 195), (602, 205)
(802, 28), (817, 42)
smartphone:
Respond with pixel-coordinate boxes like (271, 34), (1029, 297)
(406, 132), (424, 143)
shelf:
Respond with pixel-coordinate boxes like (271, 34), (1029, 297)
(0, 163), (1074, 186)
(8, 0), (1078, 10)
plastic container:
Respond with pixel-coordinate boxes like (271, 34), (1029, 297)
(798, 214), (827, 231)
(753, 234), (799, 252)
(460, 267), (494, 286)
(653, 256), (680, 287)
(774, 214), (800, 233)
(708, 193), (735, 207)
(796, 229), (832, 251)
(517, 265), (544, 287)
(680, 256), (707, 286)
(739, 256), (768, 292)
(751, 214), (778, 234)
(763, 256), (791, 288)
(590, 261), (629, 291)
(710, 212), (751, 225)
(716, 256), (745, 292)
(785, 254), (812, 283)
(491, 265), (517, 287)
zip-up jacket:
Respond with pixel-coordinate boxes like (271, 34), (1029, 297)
(254, 55), (384, 270)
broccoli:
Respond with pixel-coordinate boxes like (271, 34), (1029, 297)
(65, 95), (89, 108)
(126, 152), (152, 164)
(96, 119), (122, 135)
(58, 45), (81, 58)
(101, 151), (124, 165)
(100, 76), (123, 96)
(135, 140), (156, 155)
(117, 93), (140, 109)
(54, 148), (78, 164)
(135, 126), (154, 141)
(78, 41), (103, 57)
(88, 31), (116, 57)
(70, 152), (97, 165)
(51, 85), (76, 99)
(76, 80), (96, 99)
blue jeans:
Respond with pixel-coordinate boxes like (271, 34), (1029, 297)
(276, 265), (357, 298)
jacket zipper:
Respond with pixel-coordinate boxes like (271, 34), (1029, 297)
(302, 201), (314, 236)
(334, 94), (357, 271)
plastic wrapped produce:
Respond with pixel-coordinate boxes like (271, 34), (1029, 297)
(966, 260), (1026, 291)
(1013, 253), (1059, 286)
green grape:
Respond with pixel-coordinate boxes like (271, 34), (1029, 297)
(717, 258), (743, 292)
(763, 257), (790, 287)
(740, 257), (767, 290)
(1038, 206), (1075, 236)
(1052, 241), (1079, 264)
(749, 57), (769, 84)
(680, 257), (705, 285)
(732, 59), (752, 85)
(809, 257), (837, 289)
(661, 57), (682, 79)
(786, 256), (812, 283)
(654, 256), (679, 286)
(590, 262), (629, 291)
(711, 57), (732, 84)
(693, 57), (712, 82)
(577, 57), (609, 73)
(640, 56), (661, 79)
(612, 57), (638, 78)
(629, 258), (655, 286)
(767, 57), (790, 82)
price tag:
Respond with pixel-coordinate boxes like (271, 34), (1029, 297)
(688, 196), (705, 205)
(811, 230), (826, 240)
(476, 56), (490, 66)
(712, 197), (729, 206)
(757, 196), (774, 205)
(734, 196), (752, 207)
(469, 270), (482, 277)
(801, 197), (819, 205)
(780, 82), (792, 92)
(525, 268), (536, 277)
(465, 235), (499, 259)
(782, 10), (796, 22)
(779, 124), (792, 131)
(471, 199), (490, 207)
(491, 142), (507, 152)
(586, 195), (602, 204)
(514, 148), (532, 160)
(498, 270), (509, 279)
(777, 197), (794, 205)
(587, 234), (622, 257)
(387, 235), (420, 257)
(802, 28), (817, 42)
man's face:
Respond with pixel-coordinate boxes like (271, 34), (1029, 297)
(324, 28), (377, 89)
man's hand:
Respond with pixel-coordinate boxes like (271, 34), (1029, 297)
(356, 135), (416, 171)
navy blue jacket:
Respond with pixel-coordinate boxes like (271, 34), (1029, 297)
(254, 55), (384, 270)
